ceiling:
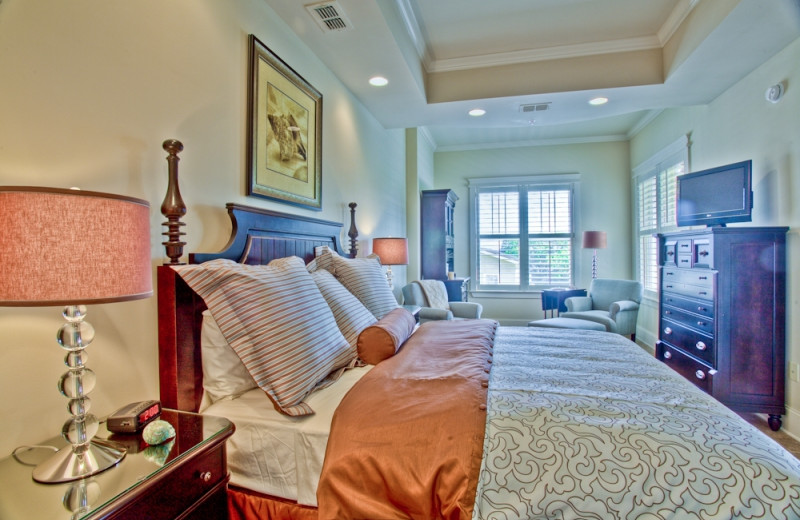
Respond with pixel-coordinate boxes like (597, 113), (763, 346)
(263, 0), (800, 150)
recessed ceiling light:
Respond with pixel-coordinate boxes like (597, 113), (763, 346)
(589, 97), (608, 106)
(369, 76), (388, 87)
(469, 108), (486, 117)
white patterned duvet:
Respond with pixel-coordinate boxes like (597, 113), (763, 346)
(474, 327), (800, 519)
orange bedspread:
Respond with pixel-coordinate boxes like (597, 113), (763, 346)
(316, 319), (498, 520)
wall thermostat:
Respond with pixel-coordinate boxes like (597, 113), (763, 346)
(107, 400), (162, 433)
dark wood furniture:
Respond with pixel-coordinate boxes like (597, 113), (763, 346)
(655, 227), (788, 430)
(541, 288), (587, 317)
(421, 189), (457, 282)
(0, 410), (233, 519)
(155, 139), (360, 518)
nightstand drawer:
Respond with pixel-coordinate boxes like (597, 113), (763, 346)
(661, 317), (715, 365)
(109, 443), (227, 520)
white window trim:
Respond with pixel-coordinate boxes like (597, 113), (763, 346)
(468, 174), (581, 296)
(632, 135), (690, 298)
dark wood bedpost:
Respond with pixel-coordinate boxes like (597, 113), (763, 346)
(348, 202), (358, 258)
(161, 139), (187, 265)
(158, 138), (204, 412)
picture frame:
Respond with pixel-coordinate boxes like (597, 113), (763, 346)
(247, 34), (322, 210)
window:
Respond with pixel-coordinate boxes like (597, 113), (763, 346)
(633, 136), (689, 293)
(469, 175), (578, 292)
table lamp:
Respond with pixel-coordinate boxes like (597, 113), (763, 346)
(372, 237), (408, 287)
(582, 230), (607, 279)
(0, 186), (152, 483)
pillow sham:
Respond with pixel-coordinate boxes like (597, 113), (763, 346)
(200, 310), (257, 403)
(316, 248), (399, 320)
(357, 307), (416, 365)
(174, 257), (354, 416)
(311, 269), (377, 349)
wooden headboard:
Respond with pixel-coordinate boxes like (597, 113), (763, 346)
(156, 140), (357, 412)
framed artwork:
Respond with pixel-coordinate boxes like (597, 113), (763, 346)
(247, 34), (322, 210)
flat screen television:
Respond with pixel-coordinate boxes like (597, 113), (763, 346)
(676, 159), (752, 227)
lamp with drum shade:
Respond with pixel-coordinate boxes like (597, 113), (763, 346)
(582, 230), (607, 279)
(0, 186), (152, 483)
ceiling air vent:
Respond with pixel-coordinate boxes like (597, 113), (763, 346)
(519, 102), (551, 113)
(305, 1), (353, 33)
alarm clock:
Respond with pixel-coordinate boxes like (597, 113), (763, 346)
(107, 400), (162, 433)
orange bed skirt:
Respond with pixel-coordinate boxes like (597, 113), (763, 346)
(228, 486), (318, 520)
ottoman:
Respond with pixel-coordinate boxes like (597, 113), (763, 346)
(527, 317), (606, 331)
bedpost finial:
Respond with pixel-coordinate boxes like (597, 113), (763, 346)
(348, 202), (358, 259)
(163, 139), (184, 155)
(161, 139), (187, 265)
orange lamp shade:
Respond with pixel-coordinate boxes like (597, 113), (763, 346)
(372, 237), (408, 266)
(0, 186), (153, 306)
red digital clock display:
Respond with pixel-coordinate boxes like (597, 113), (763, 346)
(138, 403), (161, 423)
(107, 400), (162, 433)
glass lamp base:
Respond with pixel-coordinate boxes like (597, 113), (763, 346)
(32, 438), (126, 484)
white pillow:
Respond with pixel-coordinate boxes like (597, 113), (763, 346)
(200, 310), (257, 403)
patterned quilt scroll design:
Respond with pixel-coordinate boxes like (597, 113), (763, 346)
(473, 327), (800, 520)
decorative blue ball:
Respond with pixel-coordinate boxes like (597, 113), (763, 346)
(142, 419), (176, 445)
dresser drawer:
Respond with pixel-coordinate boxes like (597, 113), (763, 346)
(661, 317), (715, 365)
(657, 342), (715, 394)
(662, 268), (714, 288)
(662, 305), (714, 334)
(661, 293), (713, 319)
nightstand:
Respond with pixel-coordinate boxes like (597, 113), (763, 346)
(0, 409), (234, 520)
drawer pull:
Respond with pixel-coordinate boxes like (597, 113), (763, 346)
(698, 306), (707, 312)
(698, 276), (708, 280)
(696, 341), (707, 351)
(665, 310), (672, 315)
(695, 370), (706, 380)
(697, 321), (706, 327)
(664, 327), (672, 335)
(199, 471), (213, 483)
(699, 251), (709, 257)
(667, 251), (675, 257)
(663, 351), (672, 360)
(698, 291), (708, 296)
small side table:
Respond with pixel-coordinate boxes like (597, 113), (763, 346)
(0, 409), (234, 520)
(443, 277), (470, 302)
(541, 288), (587, 318)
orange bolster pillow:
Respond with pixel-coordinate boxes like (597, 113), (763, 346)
(357, 307), (416, 365)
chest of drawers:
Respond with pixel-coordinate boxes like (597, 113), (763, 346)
(655, 227), (788, 431)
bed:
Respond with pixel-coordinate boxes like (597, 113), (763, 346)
(156, 145), (800, 519)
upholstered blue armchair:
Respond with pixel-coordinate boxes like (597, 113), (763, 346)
(561, 278), (643, 341)
(402, 280), (482, 323)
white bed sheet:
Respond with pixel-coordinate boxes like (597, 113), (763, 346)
(203, 365), (372, 506)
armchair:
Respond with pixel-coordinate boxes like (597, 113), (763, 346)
(561, 278), (643, 341)
(402, 280), (482, 323)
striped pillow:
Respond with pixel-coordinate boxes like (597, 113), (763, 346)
(321, 250), (400, 319)
(174, 257), (354, 416)
(311, 269), (377, 349)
